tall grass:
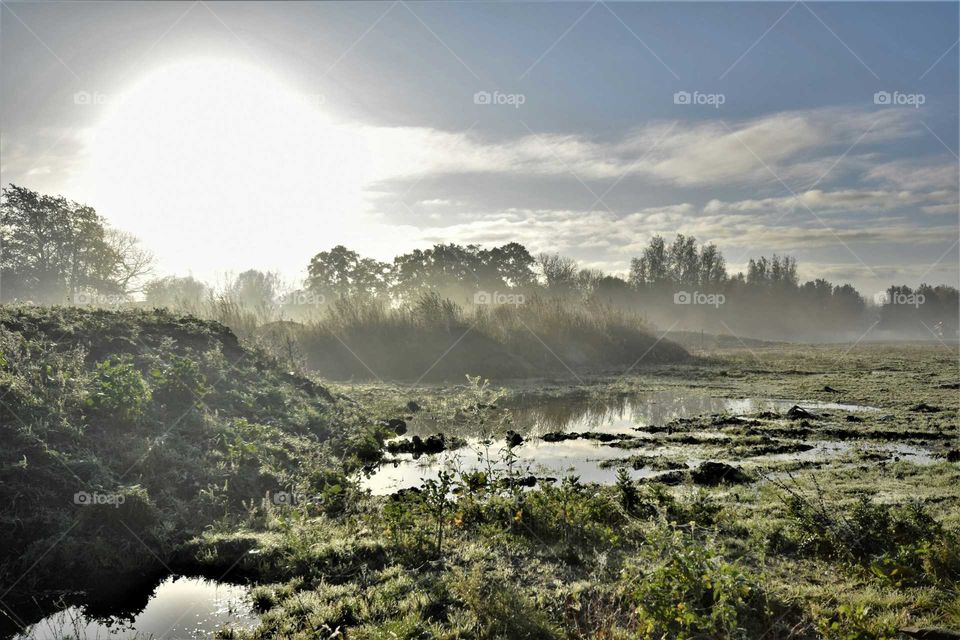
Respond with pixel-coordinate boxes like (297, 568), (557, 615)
(79, 290), (686, 380)
(282, 293), (687, 380)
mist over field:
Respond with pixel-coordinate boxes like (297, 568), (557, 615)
(1, 2), (958, 639)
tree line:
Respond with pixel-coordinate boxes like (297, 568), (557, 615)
(3, 184), (956, 339)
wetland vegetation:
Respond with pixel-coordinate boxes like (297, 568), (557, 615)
(1, 304), (957, 639)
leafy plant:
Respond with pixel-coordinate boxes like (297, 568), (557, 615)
(87, 355), (150, 422)
(624, 522), (771, 639)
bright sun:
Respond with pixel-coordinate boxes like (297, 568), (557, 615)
(84, 58), (372, 280)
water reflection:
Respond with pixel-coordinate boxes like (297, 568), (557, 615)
(502, 393), (879, 436)
(17, 577), (257, 640)
(361, 389), (898, 495)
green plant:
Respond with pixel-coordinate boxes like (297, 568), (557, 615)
(624, 522), (770, 639)
(816, 604), (897, 640)
(615, 468), (640, 515)
(150, 354), (208, 408)
(449, 563), (561, 639)
(87, 355), (151, 422)
(422, 470), (455, 559)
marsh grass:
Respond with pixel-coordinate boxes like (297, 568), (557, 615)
(250, 293), (688, 380)
(5, 308), (958, 639)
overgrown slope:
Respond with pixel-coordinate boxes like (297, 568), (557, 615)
(0, 306), (379, 614)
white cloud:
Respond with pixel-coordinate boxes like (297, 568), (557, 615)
(361, 106), (923, 190)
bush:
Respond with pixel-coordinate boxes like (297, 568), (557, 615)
(816, 604), (897, 640)
(87, 356), (151, 422)
(448, 563), (561, 639)
(622, 522), (772, 639)
(778, 482), (960, 586)
(149, 354), (208, 409)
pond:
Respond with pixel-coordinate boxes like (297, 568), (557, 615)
(16, 577), (258, 640)
(359, 388), (907, 495)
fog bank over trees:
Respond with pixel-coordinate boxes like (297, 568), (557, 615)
(3, 184), (957, 344)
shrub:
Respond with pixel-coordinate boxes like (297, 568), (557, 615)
(448, 563), (561, 639)
(87, 356), (151, 422)
(622, 522), (772, 639)
(816, 604), (897, 640)
(776, 480), (960, 586)
(149, 354), (208, 409)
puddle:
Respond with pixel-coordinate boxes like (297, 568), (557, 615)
(16, 577), (258, 640)
(788, 440), (937, 464)
(363, 439), (658, 493)
(360, 389), (889, 495)
(405, 392), (880, 440)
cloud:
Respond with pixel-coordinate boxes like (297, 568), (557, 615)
(703, 187), (956, 216)
(361, 106), (923, 191)
(865, 158), (960, 192)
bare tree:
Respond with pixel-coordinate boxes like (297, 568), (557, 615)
(107, 228), (154, 295)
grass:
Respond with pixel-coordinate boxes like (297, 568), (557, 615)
(2, 307), (958, 639)
(255, 293), (688, 380)
(0, 305), (385, 615)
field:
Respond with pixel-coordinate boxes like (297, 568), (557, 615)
(1, 307), (958, 639)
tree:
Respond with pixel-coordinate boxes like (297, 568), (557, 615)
(143, 275), (210, 311)
(668, 234), (700, 286)
(1, 184), (152, 302)
(486, 242), (536, 288)
(698, 243), (727, 287)
(228, 270), (282, 309)
(629, 235), (670, 287)
(106, 229), (154, 294)
(392, 244), (488, 300)
(306, 245), (390, 299)
(537, 253), (579, 296)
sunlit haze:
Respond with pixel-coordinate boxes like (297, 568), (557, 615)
(2, 1), (958, 291)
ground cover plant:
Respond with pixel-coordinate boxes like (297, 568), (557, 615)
(1, 307), (958, 640)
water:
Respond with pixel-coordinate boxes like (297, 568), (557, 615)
(400, 392), (880, 441)
(502, 393), (880, 437)
(360, 389), (893, 494)
(16, 577), (257, 640)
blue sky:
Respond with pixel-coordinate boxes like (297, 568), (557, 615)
(1, 1), (957, 293)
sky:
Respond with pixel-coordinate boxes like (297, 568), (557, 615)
(1, 1), (958, 295)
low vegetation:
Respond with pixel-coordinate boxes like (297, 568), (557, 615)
(266, 293), (687, 380)
(1, 307), (958, 640)
(0, 305), (381, 615)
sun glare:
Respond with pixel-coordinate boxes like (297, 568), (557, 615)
(84, 58), (371, 278)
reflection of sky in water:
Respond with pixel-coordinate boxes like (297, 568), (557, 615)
(502, 393), (880, 437)
(360, 439), (674, 493)
(19, 577), (257, 640)
(361, 390), (890, 495)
